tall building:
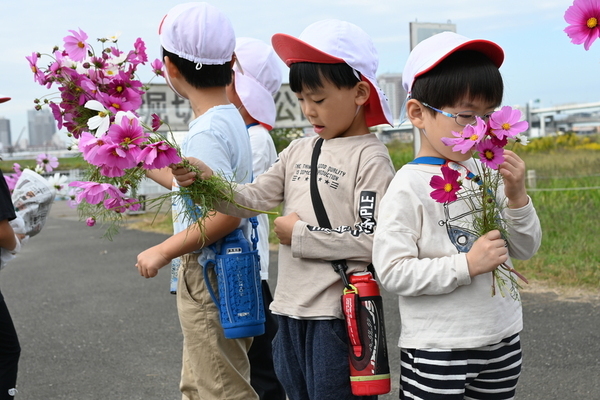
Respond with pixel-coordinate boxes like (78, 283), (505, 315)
(377, 73), (407, 124)
(27, 109), (56, 147)
(0, 117), (10, 150)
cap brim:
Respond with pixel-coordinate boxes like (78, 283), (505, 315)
(0, 95), (11, 104)
(235, 71), (277, 130)
(271, 33), (344, 66)
(416, 39), (504, 80)
(362, 76), (393, 127)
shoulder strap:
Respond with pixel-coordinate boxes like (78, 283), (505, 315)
(309, 138), (331, 228)
(309, 138), (351, 289)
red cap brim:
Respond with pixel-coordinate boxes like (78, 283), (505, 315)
(271, 33), (344, 66)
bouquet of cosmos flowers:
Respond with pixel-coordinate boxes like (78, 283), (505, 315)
(429, 106), (530, 298)
(27, 29), (269, 239)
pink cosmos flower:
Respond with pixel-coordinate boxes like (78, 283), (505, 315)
(137, 141), (181, 169)
(3, 174), (18, 193)
(106, 115), (147, 151)
(489, 106), (529, 140)
(151, 114), (163, 131)
(67, 189), (79, 208)
(69, 181), (123, 205)
(430, 165), (461, 204)
(63, 28), (90, 61)
(26, 52), (45, 85)
(441, 117), (487, 154)
(128, 38), (148, 65)
(151, 59), (164, 76)
(12, 163), (22, 176)
(564, 0), (600, 50)
(102, 93), (136, 113)
(79, 132), (109, 166)
(476, 139), (505, 169)
(95, 142), (137, 177)
(123, 198), (142, 212)
(103, 197), (127, 213)
(36, 153), (59, 172)
(49, 103), (64, 130)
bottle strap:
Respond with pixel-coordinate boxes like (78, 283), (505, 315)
(249, 216), (259, 252)
(309, 138), (351, 289)
(342, 287), (363, 357)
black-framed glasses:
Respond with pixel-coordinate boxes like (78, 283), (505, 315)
(421, 102), (493, 127)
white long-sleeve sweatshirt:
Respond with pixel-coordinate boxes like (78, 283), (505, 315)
(373, 159), (542, 349)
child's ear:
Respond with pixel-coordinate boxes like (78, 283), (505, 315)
(406, 99), (426, 129)
(354, 81), (370, 106)
(163, 56), (181, 79)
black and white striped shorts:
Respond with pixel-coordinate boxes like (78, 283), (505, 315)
(399, 334), (522, 400)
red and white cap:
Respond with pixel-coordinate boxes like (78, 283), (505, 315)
(233, 38), (283, 131)
(272, 19), (393, 127)
(158, 2), (235, 66)
(0, 94), (10, 104)
(402, 31), (504, 96)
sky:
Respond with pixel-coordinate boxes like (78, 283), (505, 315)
(0, 0), (597, 144)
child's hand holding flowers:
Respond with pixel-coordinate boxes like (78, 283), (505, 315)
(429, 106), (530, 298)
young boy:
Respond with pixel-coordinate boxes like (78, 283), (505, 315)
(372, 32), (542, 399)
(172, 19), (396, 400)
(227, 37), (286, 400)
(135, 3), (258, 399)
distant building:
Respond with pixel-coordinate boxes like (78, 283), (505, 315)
(27, 109), (56, 147)
(377, 73), (407, 123)
(0, 117), (10, 149)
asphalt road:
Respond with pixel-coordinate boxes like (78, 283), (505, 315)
(1, 201), (598, 399)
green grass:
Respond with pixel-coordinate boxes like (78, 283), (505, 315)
(0, 156), (88, 173)
(512, 149), (600, 290)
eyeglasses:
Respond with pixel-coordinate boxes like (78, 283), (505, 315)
(421, 102), (493, 127)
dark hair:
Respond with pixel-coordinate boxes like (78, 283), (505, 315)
(289, 62), (360, 93)
(162, 47), (233, 88)
(411, 50), (503, 112)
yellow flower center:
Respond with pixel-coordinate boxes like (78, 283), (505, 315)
(444, 183), (453, 193)
(484, 149), (494, 160)
(98, 111), (107, 118)
(116, 85), (124, 93)
(501, 122), (511, 130)
(587, 17), (598, 29)
(77, 41), (85, 49)
(469, 134), (479, 141)
(112, 103), (120, 109)
(31, 66), (37, 73)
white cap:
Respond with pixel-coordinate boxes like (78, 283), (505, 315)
(402, 31), (504, 95)
(0, 94), (10, 104)
(272, 19), (393, 127)
(233, 38), (283, 130)
(158, 2), (235, 66)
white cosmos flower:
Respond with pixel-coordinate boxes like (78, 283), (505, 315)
(515, 134), (530, 146)
(107, 32), (121, 43)
(34, 164), (45, 175)
(85, 100), (110, 135)
(46, 173), (68, 195)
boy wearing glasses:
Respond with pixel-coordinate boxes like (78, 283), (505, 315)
(373, 32), (541, 399)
